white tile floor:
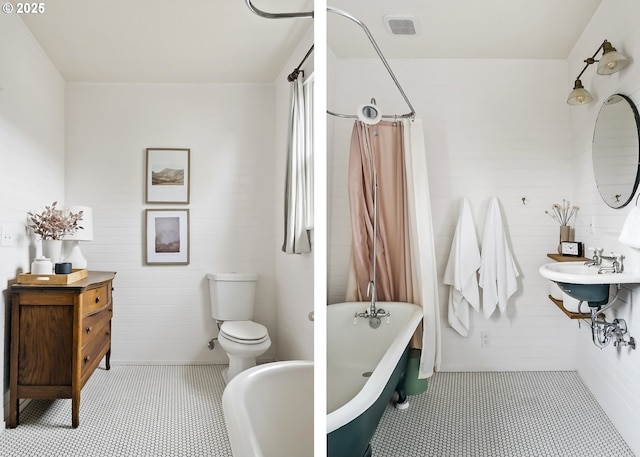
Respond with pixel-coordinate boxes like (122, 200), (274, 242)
(0, 365), (233, 457)
(371, 371), (635, 457)
(1, 367), (634, 456)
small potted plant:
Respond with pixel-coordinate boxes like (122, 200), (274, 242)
(28, 201), (84, 263)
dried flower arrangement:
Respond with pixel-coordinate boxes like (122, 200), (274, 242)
(545, 199), (579, 226)
(28, 201), (84, 240)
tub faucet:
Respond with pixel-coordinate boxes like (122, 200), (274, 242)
(354, 280), (390, 329)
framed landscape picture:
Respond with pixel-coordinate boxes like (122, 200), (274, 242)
(146, 148), (190, 203)
(145, 209), (190, 265)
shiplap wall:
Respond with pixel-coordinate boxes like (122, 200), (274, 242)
(64, 83), (279, 364)
(568, 0), (640, 453)
(0, 15), (66, 415)
(327, 57), (579, 371)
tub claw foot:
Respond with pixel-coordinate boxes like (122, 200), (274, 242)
(392, 389), (409, 410)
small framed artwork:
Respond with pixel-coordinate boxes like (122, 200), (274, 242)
(145, 209), (190, 265)
(146, 148), (190, 204)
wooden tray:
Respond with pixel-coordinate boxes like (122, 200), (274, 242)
(17, 269), (88, 285)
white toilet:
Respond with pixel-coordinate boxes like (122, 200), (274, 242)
(207, 273), (271, 383)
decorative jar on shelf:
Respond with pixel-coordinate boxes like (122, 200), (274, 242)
(558, 225), (571, 254)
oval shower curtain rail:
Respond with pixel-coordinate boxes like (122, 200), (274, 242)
(244, 0), (313, 19)
(327, 7), (416, 120)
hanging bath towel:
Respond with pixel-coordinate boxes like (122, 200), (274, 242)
(479, 197), (520, 318)
(444, 198), (481, 337)
(619, 207), (640, 249)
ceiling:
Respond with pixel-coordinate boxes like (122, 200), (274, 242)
(328, 0), (603, 60)
(20, 0), (603, 84)
(20, 0), (313, 83)
(327, 0), (602, 59)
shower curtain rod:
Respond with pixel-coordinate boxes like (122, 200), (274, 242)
(243, 2), (414, 119)
(288, 44), (314, 82)
(244, 0), (313, 19)
(327, 7), (416, 120)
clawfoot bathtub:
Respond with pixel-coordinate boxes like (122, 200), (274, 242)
(223, 360), (314, 457)
(327, 301), (423, 457)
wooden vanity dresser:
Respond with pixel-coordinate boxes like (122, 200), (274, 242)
(8, 271), (116, 428)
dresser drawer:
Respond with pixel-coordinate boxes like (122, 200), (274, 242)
(82, 284), (110, 315)
(81, 306), (112, 347)
(80, 319), (110, 379)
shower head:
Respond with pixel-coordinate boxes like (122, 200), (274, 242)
(357, 98), (382, 125)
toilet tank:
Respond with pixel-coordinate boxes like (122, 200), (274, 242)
(207, 273), (257, 321)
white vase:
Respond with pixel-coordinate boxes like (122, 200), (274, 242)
(42, 239), (63, 265)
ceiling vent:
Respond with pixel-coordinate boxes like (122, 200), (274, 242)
(383, 15), (420, 36)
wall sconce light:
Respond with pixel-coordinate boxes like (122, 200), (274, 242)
(567, 39), (630, 105)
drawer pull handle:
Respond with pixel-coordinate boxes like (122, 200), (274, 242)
(95, 297), (100, 303)
(86, 326), (92, 333)
(84, 356), (89, 364)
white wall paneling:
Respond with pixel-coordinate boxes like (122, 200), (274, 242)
(0, 14), (66, 420)
(568, 1), (640, 453)
(65, 82), (278, 364)
(327, 57), (579, 371)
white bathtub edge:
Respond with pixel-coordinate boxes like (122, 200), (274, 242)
(223, 360), (314, 457)
(326, 302), (422, 434)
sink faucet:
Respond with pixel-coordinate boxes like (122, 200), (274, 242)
(586, 247), (625, 273)
(598, 253), (625, 274)
(584, 247), (603, 267)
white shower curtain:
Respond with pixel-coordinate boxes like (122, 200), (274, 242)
(403, 119), (441, 378)
(282, 74), (313, 254)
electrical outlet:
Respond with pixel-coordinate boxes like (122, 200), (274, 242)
(481, 331), (491, 347)
(1, 233), (16, 247)
(1, 226), (13, 247)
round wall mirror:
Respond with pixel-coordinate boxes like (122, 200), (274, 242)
(592, 94), (640, 209)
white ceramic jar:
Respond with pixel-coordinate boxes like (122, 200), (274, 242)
(31, 256), (53, 274)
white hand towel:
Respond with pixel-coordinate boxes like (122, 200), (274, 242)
(479, 197), (520, 319)
(444, 199), (481, 336)
(619, 207), (640, 248)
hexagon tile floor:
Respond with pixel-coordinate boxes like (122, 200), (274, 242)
(0, 365), (233, 457)
(1, 368), (635, 456)
(371, 371), (635, 457)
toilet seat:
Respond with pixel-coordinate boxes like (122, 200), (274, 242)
(220, 321), (269, 345)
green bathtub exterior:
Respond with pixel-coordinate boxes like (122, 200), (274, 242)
(327, 345), (410, 457)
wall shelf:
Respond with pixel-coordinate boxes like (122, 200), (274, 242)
(548, 295), (591, 320)
(546, 253), (590, 262)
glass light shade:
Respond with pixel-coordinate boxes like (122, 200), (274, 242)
(64, 206), (93, 241)
(597, 50), (629, 75)
(567, 80), (593, 105)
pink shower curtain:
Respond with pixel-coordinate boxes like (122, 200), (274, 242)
(346, 119), (441, 378)
(346, 120), (414, 306)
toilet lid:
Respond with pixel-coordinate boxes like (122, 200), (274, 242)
(220, 321), (269, 344)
